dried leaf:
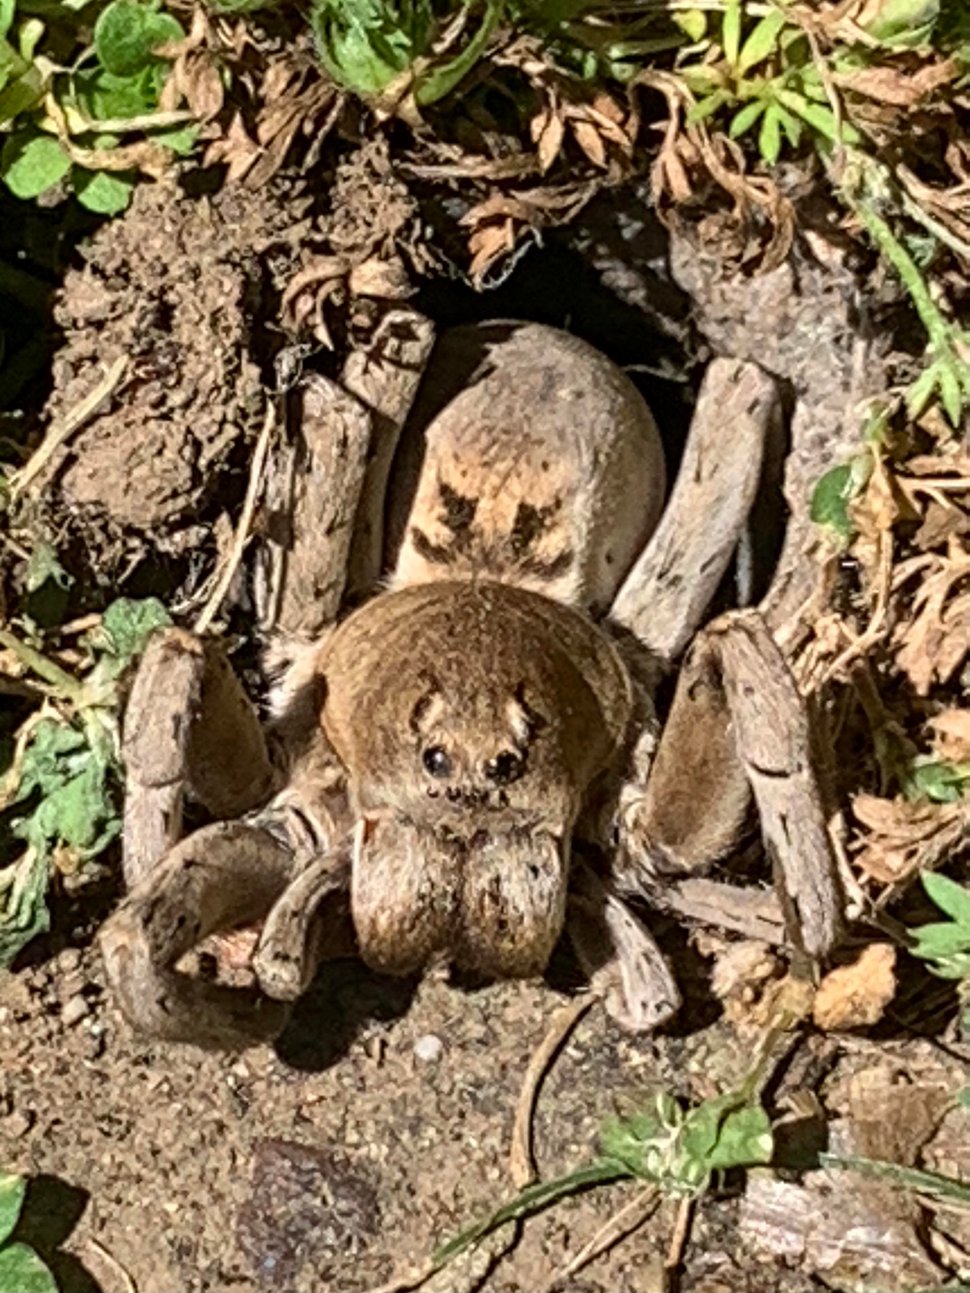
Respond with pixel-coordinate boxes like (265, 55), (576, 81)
(813, 943), (897, 1030)
(852, 792), (967, 884)
(571, 119), (607, 169)
(835, 58), (958, 106)
(927, 710), (970, 764)
(535, 110), (564, 173)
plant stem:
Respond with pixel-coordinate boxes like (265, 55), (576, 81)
(851, 197), (954, 357)
(0, 628), (83, 702)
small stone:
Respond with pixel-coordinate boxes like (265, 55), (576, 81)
(56, 947), (83, 974)
(61, 993), (90, 1026)
(413, 1033), (444, 1063)
(2, 1110), (33, 1138)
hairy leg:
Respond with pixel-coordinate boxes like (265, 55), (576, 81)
(620, 610), (842, 961)
(101, 821), (295, 1048)
(122, 628), (276, 888)
(568, 861), (681, 1032)
(610, 357), (782, 666)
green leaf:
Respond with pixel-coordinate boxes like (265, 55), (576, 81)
(76, 65), (162, 120)
(704, 1104), (774, 1172)
(821, 1152), (970, 1205)
(729, 98), (766, 138)
(861, 0), (939, 46)
(0, 0), (14, 40)
(0, 848), (50, 968)
(938, 361), (963, 427)
(673, 9), (706, 42)
(100, 596), (170, 664)
(153, 122), (197, 155)
(1, 132), (70, 199)
(810, 460), (869, 541)
(680, 64), (721, 95)
(415, 0), (502, 106)
(923, 872), (970, 925)
(11, 718), (118, 856)
(722, 0), (741, 66)
(73, 166), (135, 214)
(774, 88), (862, 144)
(773, 99), (802, 148)
(25, 543), (72, 594)
(759, 100), (782, 164)
(94, 0), (183, 77)
(737, 10), (787, 75)
(910, 921), (970, 959)
(0, 1173), (26, 1247)
(19, 18), (44, 62)
(0, 1243), (58, 1293)
(907, 759), (970, 805)
(434, 1159), (623, 1266)
(599, 1096), (678, 1178)
(906, 362), (940, 419)
(687, 90), (730, 123)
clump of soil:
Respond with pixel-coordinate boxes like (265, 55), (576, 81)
(29, 177), (314, 570)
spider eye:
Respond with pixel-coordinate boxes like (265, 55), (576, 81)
(483, 750), (525, 785)
(422, 745), (452, 778)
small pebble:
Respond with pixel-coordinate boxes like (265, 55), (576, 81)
(2, 1110), (33, 1138)
(56, 948), (83, 973)
(413, 1033), (444, 1063)
(61, 994), (90, 1027)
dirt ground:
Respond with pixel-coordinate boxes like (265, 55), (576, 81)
(2, 148), (969, 1293)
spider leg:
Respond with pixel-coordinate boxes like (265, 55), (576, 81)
(568, 861), (681, 1031)
(253, 845), (354, 1001)
(122, 628), (277, 888)
(610, 357), (782, 666)
(100, 821), (295, 1048)
(256, 309), (434, 637)
(622, 610), (842, 961)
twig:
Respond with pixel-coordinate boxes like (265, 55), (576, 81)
(82, 1237), (139, 1293)
(510, 994), (596, 1189)
(364, 1256), (440, 1293)
(65, 108), (195, 135)
(11, 356), (128, 497)
(662, 1196), (695, 1293)
(540, 1185), (659, 1292)
(194, 404), (276, 634)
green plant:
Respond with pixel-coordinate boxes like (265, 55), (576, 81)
(435, 1080), (773, 1269)
(1, 0), (195, 215)
(910, 871), (970, 981)
(0, 1173), (57, 1293)
(0, 595), (170, 964)
(308, 0), (504, 107)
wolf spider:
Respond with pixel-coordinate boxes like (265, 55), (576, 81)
(100, 316), (842, 1048)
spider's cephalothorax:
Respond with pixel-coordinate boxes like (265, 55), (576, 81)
(101, 317), (842, 1048)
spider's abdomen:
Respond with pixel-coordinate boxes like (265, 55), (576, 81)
(389, 322), (665, 617)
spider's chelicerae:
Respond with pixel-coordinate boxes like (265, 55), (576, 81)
(101, 317), (843, 1048)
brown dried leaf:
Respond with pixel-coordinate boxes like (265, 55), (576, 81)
(467, 219), (516, 282)
(812, 943), (896, 1030)
(570, 119), (607, 169)
(895, 548), (970, 695)
(913, 500), (970, 551)
(927, 709), (970, 763)
(181, 53), (225, 120)
(851, 793), (966, 884)
(535, 110), (565, 174)
(203, 111), (260, 182)
(835, 58), (959, 107)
